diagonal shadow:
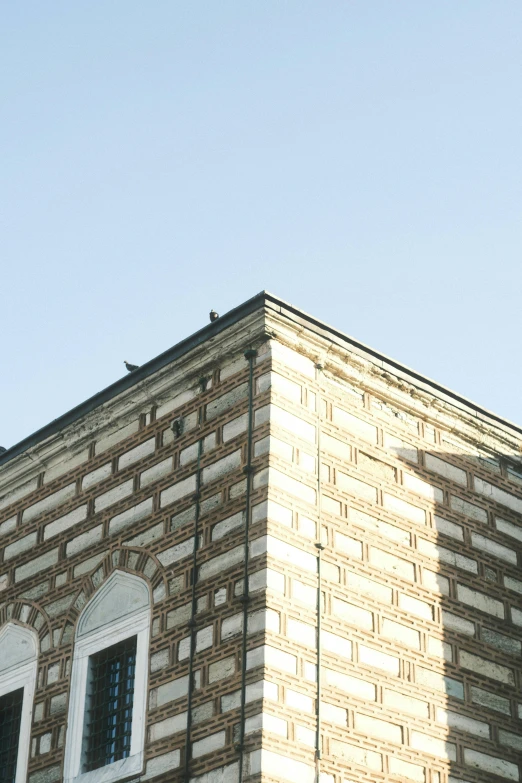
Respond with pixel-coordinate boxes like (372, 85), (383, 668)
(401, 445), (522, 783)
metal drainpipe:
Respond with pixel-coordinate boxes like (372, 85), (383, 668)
(183, 409), (203, 782)
(237, 348), (257, 783)
(315, 364), (324, 781)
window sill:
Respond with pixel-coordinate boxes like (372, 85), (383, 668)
(66, 752), (143, 783)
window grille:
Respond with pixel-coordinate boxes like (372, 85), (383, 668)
(0, 687), (24, 783)
(84, 636), (137, 772)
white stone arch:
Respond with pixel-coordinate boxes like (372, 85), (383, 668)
(76, 569), (150, 639)
(64, 570), (151, 783)
(0, 622), (38, 783)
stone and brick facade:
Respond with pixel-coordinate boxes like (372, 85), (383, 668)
(0, 292), (521, 783)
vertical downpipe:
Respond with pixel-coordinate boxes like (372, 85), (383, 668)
(183, 409), (203, 782)
(315, 364), (324, 782)
(237, 348), (257, 783)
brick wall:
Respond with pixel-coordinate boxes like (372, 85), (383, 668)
(0, 331), (276, 783)
(257, 331), (522, 783)
(0, 298), (521, 783)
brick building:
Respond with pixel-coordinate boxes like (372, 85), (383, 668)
(0, 291), (521, 783)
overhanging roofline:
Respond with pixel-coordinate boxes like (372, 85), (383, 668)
(1, 290), (520, 469)
(0, 291), (267, 468)
(263, 293), (522, 436)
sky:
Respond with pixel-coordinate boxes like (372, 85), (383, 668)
(1, 2), (521, 450)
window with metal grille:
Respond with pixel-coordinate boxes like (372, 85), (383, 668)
(84, 636), (137, 772)
(0, 687), (24, 783)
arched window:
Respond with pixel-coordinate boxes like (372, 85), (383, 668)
(64, 571), (151, 783)
(0, 623), (38, 783)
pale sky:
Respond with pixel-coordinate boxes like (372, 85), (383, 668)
(1, 2), (521, 450)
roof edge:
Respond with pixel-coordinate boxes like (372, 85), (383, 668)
(0, 291), (267, 468)
(1, 290), (521, 470)
(263, 291), (522, 439)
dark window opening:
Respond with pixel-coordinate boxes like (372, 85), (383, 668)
(0, 687), (23, 783)
(84, 636), (136, 772)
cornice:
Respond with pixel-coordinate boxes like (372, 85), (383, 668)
(264, 306), (522, 461)
(0, 307), (266, 496)
(2, 291), (520, 495)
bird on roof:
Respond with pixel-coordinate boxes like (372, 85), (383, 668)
(209, 309), (219, 322)
(0, 447), (6, 455)
(124, 361), (140, 372)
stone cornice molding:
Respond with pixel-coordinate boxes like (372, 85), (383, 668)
(0, 308), (266, 498)
(2, 293), (521, 501)
(265, 308), (522, 460)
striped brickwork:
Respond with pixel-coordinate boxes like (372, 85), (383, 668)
(0, 298), (521, 783)
(0, 333), (276, 783)
(257, 333), (522, 783)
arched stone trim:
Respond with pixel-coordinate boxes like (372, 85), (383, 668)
(0, 622), (38, 783)
(0, 622), (38, 673)
(0, 600), (52, 653)
(64, 568), (151, 783)
(60, 546), (167, 644)
(77, 570), (149, 638)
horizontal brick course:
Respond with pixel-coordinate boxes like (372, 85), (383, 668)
(0, 306), (521, 783)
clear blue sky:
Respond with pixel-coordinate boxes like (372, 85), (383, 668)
(2, 2), (521, 449)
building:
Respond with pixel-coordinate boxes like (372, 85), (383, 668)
(0, 291), (521, 783)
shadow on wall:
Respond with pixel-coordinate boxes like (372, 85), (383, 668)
(404, 447), (522, 783)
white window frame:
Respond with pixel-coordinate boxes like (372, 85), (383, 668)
(64, 573), (150, 783)
(0, 624), (38, 783)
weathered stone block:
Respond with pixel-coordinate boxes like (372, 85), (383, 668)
(66, 524), (103, 557)
(44, 504), (88, 540)
(82, 462), (111, 490)
(463, 748), (518, 781)
(192, 730), (226, 759)
(459, 650), (514, 685)
(142, 749), (181, 780)
(160, 474), (196, 508)
(332, 597), (373, 630)
(23, 483), (76, 523)
(109, 497), (153, 535)
(4, 530), (37, 560)
(94, 480), (133, 512)
(15, 548), (59, 582)
(359, 644), (399, 674)
(383, 493), (426, 525)
(410, 730), (456, 761)
(205, 384), (248, 422)
(355, 712), (402, 744)
(457, 584), (504, 618)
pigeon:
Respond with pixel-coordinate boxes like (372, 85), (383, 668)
(0, 447), (6, 454)
(209, 309), (219, 322)
(124, 361), (140, 372)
